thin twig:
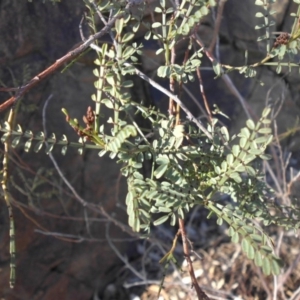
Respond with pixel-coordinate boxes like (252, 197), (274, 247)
(273, 274), (278, 300)
(0, 2), (135, 113)
(193, 33), (253, 120)
(208, 0), (227, 55)
(105, 222), (146, 281)
(179, 218), (210, 300)
(256, 267), (272, 300)
(34, 229), (138, 243)
(169, 42), (177, 118)
(196, 66), (212, 122)
(1, 109), (16, 288)
(42, 95), (89, 207)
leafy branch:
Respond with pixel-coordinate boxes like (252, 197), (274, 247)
(2, 0), (300, 297)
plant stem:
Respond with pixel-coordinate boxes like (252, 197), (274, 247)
(179, 218), (210, 300)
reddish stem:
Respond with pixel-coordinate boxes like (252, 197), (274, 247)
(179, 218), (210, 300)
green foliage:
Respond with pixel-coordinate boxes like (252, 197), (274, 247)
(221, 0), (300, 76)
(5, 0), (300, 280)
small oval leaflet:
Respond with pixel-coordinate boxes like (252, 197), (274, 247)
(231, 231), (239, 243)
(220, 126), (229, 142)
(246, 119), (256, 130)
(34, 141), (43, 153)
(158, 206), (172, 213)
(262, 258), (271, 275)
(254, 252), (263, 267)
(12, 136), (21, 148)
(232, 145), (240, 157)
(153, 215), (169, 226)
(247, 244), (255, 259)
(242, 238), (250, 253)
(154, 164), (168, 179)
(24, 139), (32, 152)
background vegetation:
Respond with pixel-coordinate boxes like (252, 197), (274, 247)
(1, 0), (300, 299)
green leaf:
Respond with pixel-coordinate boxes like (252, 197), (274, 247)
(132, 22), (140, 33)
(99, 0), (110, 10)
(212, 60), (221, 76)
(122, 33), (134, 43)
(251, 234), (262, 243)
(158, 206), (172, 213)
(160, 0), (165, 7)
(239, 137), (247, 148)
(254, 136), (271, 144)
(153, 215), (169, 226)
(247, 244), (255, 259)
(239, 127), (251, 138)
(170, 213), (176, 226)
(259, 154), (271, 160)
(154, 164), (168, 179)
(102, 98), (114, 109)
(226, 154), (234, 165)
(1, 133), (10, 143)
(246, 68), (256, 77)
(221, 161), (228, 172)
(254, 252), (263, 267)
(34, 141), (43, 152)
(12, 136), (21, 148)
(249, 148), (263, 155)
(244, 154), (256, 164)
(242, 238), (250, 253)
(156, 155), (169, 165)
(271, 257), (283, 275)
(255, 12), (264, 17)
(166, 7), (174, 14)
(235, 164), (245, 172)
(258, 127), (272, 134)
(126, 191), (133, 206)
(145, 31), (151, 40)
(246, 119), (255, 130)
(139, 208), (150, 219)
(200, 6), (209, 16)
(24, 139), (32, 152)
(220, 126), (229, 142)
(262, 258), (271, 275)
(157, 66), (170, 77)
(152, 22), (162, 28)
(231, 231), (239, 243)
(276, 64), (282, 74)
(228, 227), (235, 237)
(176, 153), (188, 161)
(178, 207), (184, 219)
(3, 121), (10, 131)
(156, 48), (164, 55)
(130, 213), (140, 232)
(261, 245), (273, 255)
(61, 146), (68, 155)
(217, 217), (223, 225)
(45, 143), (54, 154)
(278, 45), (287, 59)
(245, 166), (256, 176)
(232, 145), (240, 157)
(122, 80), (134, 88)
(98, 149), (107, 157)
(115, 18), (124, 35)
(215, 166), (221, 175)
(230, 173), (242, 183)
